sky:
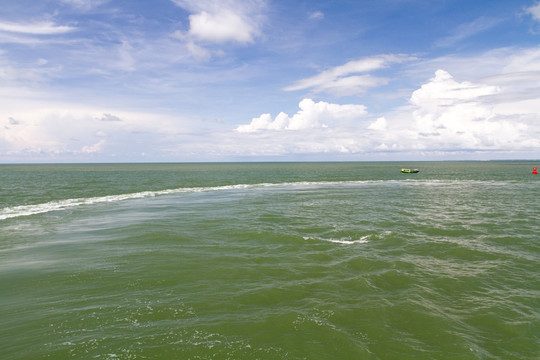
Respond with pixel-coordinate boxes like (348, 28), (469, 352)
(1, 0), (540, 162)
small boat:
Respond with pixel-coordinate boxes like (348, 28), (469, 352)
(401, 168), (419, 173)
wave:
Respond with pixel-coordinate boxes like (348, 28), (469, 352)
(0, 179), (512, 221)
(304, 235), (370, 245)
(0, 182), (308, 220)
(0, 184), (256, 220)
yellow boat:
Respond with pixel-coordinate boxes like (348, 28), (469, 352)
(401, 168), (419, 173)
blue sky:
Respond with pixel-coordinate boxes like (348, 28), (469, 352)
(1, 0), (540, 162)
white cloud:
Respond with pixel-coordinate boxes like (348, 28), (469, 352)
(0, 93), (195, 159)
(409, 70), (538, 151)
(526, 2), (540, 22)
(0, 20), (76, 45)
(171, 0), (265, 51)
(368, 117), (387, 131)
(230, 65), (540, 160)
(236, 98), (367, 132)
(81, 140), (105, 154)
(284, 55), (412, 96)
(435, 17), (501, 47)
(188, 10), (256, 43)
(60, 0), (109, 11)
(0, 21), (76, 35)
(185, 40), (212, 60)
(411, 69), (499, 108)
(501, 46), (540, 73)
(308, 11), (324, 20)
(408, 46), (540, 94)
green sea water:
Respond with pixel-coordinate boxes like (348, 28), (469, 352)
(1, 162), (539, 359)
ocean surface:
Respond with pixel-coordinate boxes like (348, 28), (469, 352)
(1, 162), (539, 359)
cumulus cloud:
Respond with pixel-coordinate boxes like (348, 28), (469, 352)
(187, 10), (257, 43)
(236, 98), (367, 132)
(231, 66), (540, 159)
(171, 0), (265, 58)
(409, 69), (538, 150)
(284, 55), (412, 96)
(368, 117), (387, 131)
(411, 70), (498, 139)
(411, 69), (499, 108)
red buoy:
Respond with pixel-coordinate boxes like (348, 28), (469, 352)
(533, 167), (538, 175)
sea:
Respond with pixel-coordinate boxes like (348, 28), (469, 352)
(0, 162), (538, 360)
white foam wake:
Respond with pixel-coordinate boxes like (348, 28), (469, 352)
(0, 178), (495, 221)
(303, 235), (370, 245)
(326, 237), (370, 245)
(0, 181), (360, 220)
(0, 184), (250, 220)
